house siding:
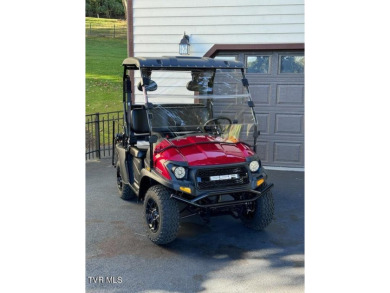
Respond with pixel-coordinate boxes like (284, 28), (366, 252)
(132, 0), (304, 57)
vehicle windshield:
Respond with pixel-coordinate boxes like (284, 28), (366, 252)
(136, 69), (257, 144)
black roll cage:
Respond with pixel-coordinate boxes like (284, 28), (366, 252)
(121, 57), (259, 165)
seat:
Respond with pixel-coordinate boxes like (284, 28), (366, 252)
(130, 108), (150, 134)
(128, 108), (150, 158)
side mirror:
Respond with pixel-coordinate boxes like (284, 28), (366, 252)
(186, 80), (213, 93)
(137, 79), (158, 92)
(186, 81), (198, 91)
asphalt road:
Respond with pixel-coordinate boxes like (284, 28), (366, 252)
(86, 158), (304, 293)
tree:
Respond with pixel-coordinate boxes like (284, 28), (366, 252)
(86, 0), (101, 17)
(121, 0), (127, 19)
(85, 0), (125, 19)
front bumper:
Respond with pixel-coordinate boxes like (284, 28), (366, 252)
(170, 183), (274, 208)
(167, 159), (268, 195)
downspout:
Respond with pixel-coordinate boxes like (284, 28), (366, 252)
(126, 0), (135, 103)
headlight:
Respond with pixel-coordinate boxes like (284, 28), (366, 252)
(173, 166), (186, 179)
(249, 161), (260, 172)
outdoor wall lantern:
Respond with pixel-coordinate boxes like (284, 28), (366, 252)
(179, 32), (190, 55)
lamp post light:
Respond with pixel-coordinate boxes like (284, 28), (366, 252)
(179, 32), (190, 55)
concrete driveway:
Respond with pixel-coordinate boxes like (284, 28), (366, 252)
(86, 158), (304, 293)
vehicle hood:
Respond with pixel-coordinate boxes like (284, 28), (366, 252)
(154, 135), (255, 166)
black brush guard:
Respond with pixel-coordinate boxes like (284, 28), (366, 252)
(170, 183), (273, 209)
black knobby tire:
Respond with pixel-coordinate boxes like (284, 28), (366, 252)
(116, 162), (136, 201)
(241, 187), (274, 231)
(144, 185), (180, 245)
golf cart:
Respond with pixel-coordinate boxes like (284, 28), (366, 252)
(113, 56), (274, 245)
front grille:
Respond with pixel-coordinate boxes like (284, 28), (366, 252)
(196, 166), (249, 190)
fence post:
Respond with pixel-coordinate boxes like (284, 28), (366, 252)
(89, 23), (92, 35)
(95, 113), (101, 159)
(87, 117), (91, 160)
(112, 120), (116, 166)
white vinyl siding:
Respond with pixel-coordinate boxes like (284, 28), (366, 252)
(133, 0), (303, 8)
(132, 0), (304, 105)
(132, 0), (304, 57)
(134, 15), (304, 26)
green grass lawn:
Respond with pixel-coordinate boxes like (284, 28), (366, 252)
(86, 17), (127, 38)
(86, 36), (127, 114)
(86, 17), (126, 25)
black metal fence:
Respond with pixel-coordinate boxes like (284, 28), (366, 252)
(85, 23), (127, 38)
(86, 111), (124, 160)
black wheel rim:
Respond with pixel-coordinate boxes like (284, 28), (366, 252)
(146, 198), (160, 233)
(116, 166), (122, 191)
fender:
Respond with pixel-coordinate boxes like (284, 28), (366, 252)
(115, 144), (134, 185)
(138, 168), (174, 200)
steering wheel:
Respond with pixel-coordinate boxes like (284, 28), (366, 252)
(202, 116), (232, 135)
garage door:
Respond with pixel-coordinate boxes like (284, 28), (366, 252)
(215, 51), (304, 169)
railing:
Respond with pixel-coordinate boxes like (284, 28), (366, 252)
(86, 111), (124, 160)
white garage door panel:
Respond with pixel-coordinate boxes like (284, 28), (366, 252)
(257, 141), (269, 163)
(273, 142), (303, 163)
(249, 85), (271, 104)
(277, 85), (304, 105)
(275, 114), (304, 135)
(257, 113), (270, 135)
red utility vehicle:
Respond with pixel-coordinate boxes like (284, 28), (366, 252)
(114, 56), (274, 244)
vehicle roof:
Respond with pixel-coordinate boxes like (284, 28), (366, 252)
(122, 56), (244, 70)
